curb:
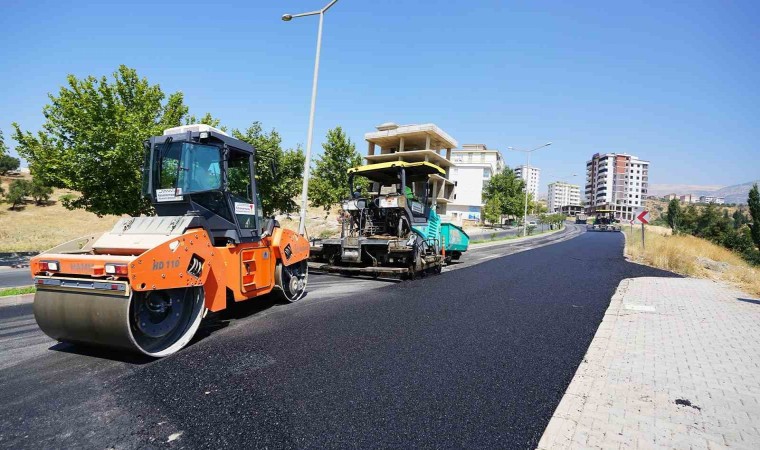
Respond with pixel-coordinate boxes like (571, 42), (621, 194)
(0, 292), (35, 308)
(469, 225), (567, 248)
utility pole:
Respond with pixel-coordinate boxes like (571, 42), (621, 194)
(282, 0), (340, 236)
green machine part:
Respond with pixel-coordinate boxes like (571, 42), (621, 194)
(440, 222), (470, 253)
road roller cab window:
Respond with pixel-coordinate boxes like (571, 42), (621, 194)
(227, 150), (260, 231)
(156, 141), (223, 195)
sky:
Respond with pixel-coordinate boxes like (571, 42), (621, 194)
(1, 0), (759, 195)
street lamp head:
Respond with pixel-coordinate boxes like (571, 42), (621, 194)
(282, 14), (293, 21)
(545, 142), (553, 146)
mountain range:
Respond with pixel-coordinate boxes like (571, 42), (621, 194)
(649, 180), (760, 204)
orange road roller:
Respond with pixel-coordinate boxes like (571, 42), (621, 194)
(30, 124), (310, 357)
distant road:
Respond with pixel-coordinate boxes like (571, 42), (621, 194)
(0, 269), (32, 288)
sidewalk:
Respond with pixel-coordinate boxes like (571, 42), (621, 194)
(538, 277), (760, 450)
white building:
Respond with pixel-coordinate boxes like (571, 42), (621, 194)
(547, 181), (581, 213)
(448, 144), (505, 222)
(699, 196), (725, 205)
(514, 165), (540, 200)
(585, 152), (650, 221)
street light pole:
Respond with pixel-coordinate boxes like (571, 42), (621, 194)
(508, 142), (552, 237)
(282, 0), (339, 236)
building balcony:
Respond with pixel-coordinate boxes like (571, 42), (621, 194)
(365, 149), (453, 168)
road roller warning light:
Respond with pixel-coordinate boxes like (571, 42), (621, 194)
(30, 124), (311, 357)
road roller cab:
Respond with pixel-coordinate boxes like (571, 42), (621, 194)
(30, 124), (310, 357)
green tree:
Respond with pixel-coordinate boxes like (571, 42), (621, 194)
(232, 122), (304, 217)
(7, 179), (31, 209)
(732, 209), (747, 230)
(309, 127), (364, 213)
(185, 113), (227, 132)
(680, 205), (698, 234)
(666, 198), (681, 233)
(695, 202), (732, 244)
(0, 154), (20, 175)
(12, 65), (193, 216)
(748, 183), (760, 250)
(483, 196), (502, 225)
(0, 129), (8, 156)
(29, 179), (54, 205)
(483, 168), (527, 218)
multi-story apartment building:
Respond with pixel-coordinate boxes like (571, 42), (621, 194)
(585, 152), (650, 221)
(699, 196), (725, 205)
(680, 194), (695, 204)
(364, 122), (458, 217)
(513, 165), (540, 200)
(448, 144), (505, 222)
(547, 181), (581, 213)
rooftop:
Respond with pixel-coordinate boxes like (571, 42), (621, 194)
(365, 122), (458, 150)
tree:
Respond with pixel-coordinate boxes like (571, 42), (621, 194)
(666, 198), (681, 233)
(6, 179), (31, 209)
(680, 205), (699, 234)
(695, 202), (732, 244)
(29, 179), (54, 205)
(185, 113), (227, 132)
(309, 127), (364, 213)
(483, 196), (502, 225)
(0, 129), (8, 156)
(0, 154), (20, 175)
(12, 65), (195, 216)
(748, 183), (760, 250)
(732, 209), (747, 229)
(483, 168), (527, 218)
(232, 122), (304, 217)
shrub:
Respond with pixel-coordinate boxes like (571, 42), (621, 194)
(29, 179), (54, 205)
(7, 179), (31, 209)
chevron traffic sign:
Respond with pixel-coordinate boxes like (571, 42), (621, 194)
(636, 209), (650, 225)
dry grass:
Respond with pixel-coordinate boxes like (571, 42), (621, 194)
(1, 174), (511, 251)
(0, 176), (122, 252)
(276, 205), (342, 240)
(624, 225), (760, 297)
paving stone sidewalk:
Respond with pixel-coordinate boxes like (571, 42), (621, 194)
(538, 277), (760, 450)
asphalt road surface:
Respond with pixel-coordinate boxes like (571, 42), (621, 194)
(0, 269), (32, 288)
(0, 227), (676, 449)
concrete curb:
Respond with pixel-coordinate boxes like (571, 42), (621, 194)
(0, 292), (35, 308)
(469, 225), (566, 248)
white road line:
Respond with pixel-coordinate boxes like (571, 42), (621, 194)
(0, 317), (37, 329)
(0, 324), (40, 337)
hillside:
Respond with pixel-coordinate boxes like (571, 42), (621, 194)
(649, 179), (759, 204)
(0, 175), (122, 252)
(711, 180), (760, 204)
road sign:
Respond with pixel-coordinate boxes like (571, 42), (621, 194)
(633, 208), (650, 225)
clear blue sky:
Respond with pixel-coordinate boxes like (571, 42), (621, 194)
(2, 0), (758, 194)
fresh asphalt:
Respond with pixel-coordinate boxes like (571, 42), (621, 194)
(0, 227), (676, 449)
(0, 269), (32, 288)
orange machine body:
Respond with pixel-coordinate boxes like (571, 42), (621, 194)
(30, 227), (310, 313)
